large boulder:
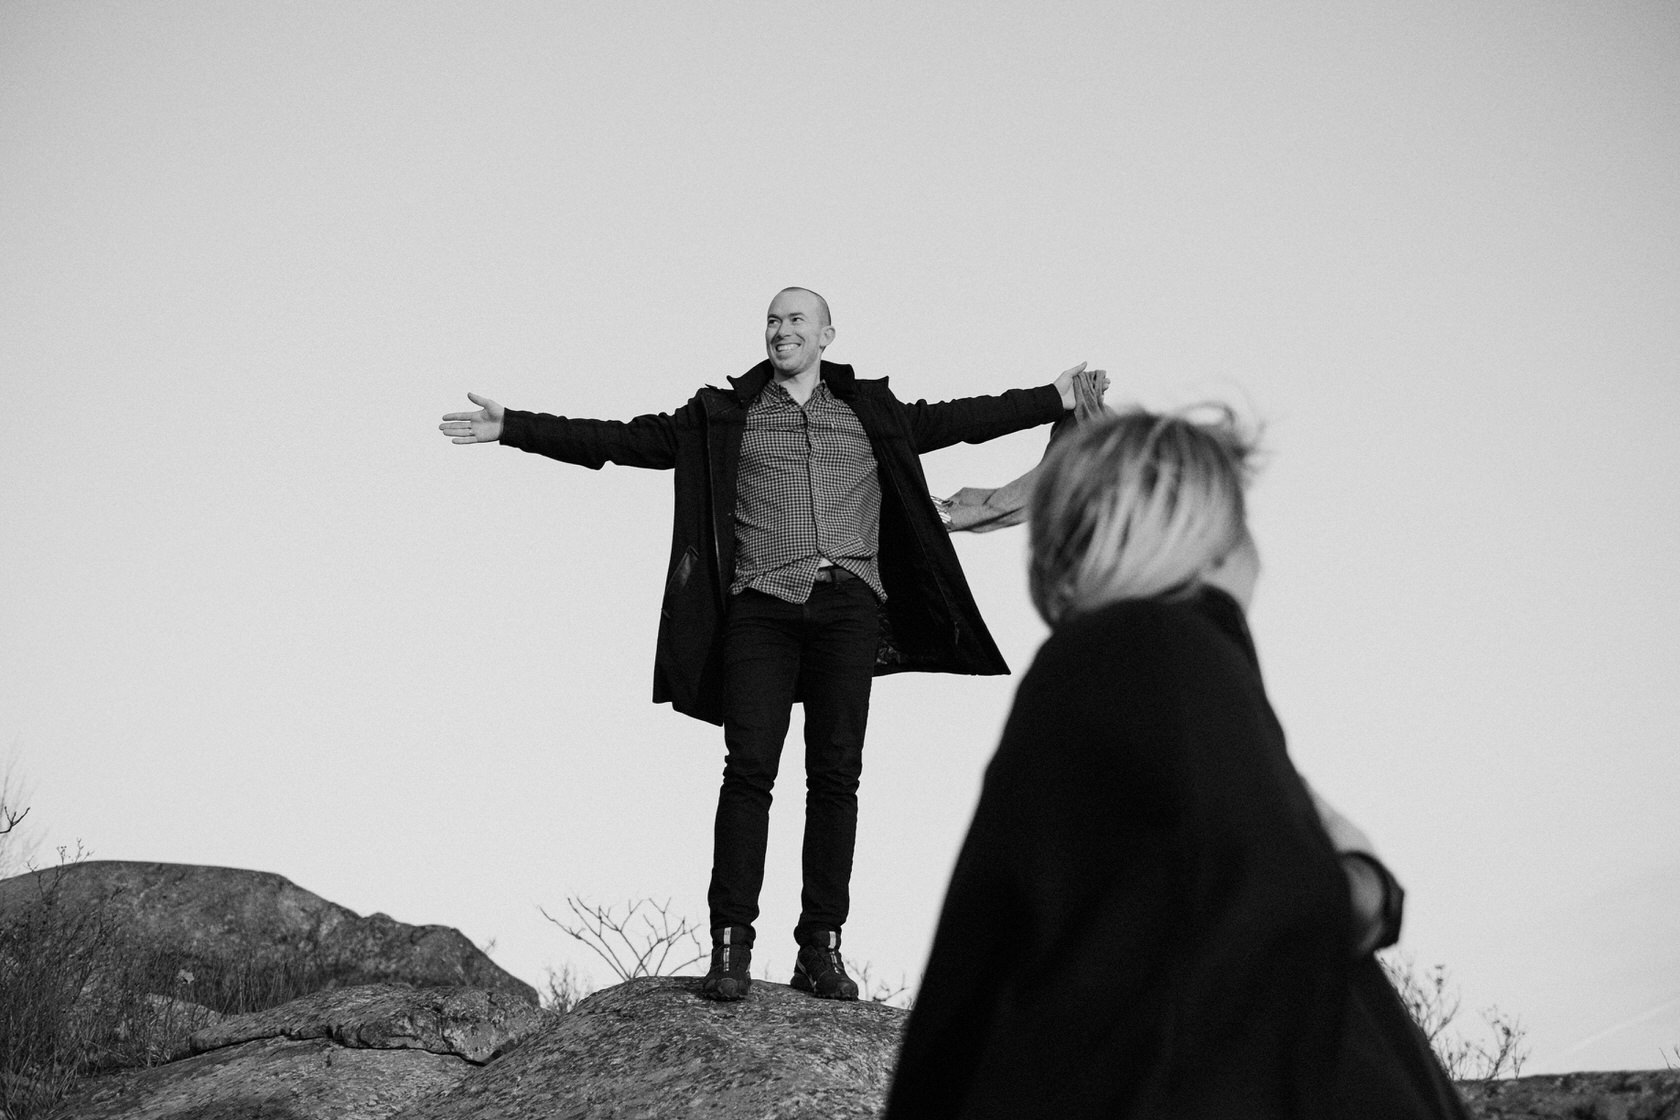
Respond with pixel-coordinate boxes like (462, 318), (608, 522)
(390, 975), (908, 1120)
(0, 861), (537, 1006)
(51, 984), (547, 1120)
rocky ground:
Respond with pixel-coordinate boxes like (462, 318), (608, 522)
(50, 976), (1680, 1120)
(48, 976), (901, 1119)
(53, 984), (543, 1120)
(5, 861), (1677, 1119)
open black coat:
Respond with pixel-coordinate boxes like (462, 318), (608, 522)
(885, 590), (1469, 1119)
(498, 361), (1065, 725)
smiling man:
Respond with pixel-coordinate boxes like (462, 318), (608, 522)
(440, 287), (1081, 1001)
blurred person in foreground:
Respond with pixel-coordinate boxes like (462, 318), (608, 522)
(884, 408), (1468, 1119)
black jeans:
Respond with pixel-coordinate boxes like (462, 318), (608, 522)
(708, 577), (880, 946)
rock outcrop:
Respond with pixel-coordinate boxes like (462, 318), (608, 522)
(188, 984), (545, 1064)
(51, 984), (547, 1120)
(0, 861), (536, 1006)
(51, 976), (908, 1120)
(57, 1034), (469, 1120)
(13, 864), (1680, 1118)
(38, 970), (1680, 1120)
(1457, 1069), (1680, 1119)
(391, 975), (908, 1120)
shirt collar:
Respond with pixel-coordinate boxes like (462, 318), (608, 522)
(729, 360), (857, 406)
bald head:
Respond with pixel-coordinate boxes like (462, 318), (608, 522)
(775, 286), (831, 328)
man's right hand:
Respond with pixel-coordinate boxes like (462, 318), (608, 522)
(439, 393), (505, 444)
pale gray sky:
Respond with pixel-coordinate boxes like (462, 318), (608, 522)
(3, 0), (1677, 1073)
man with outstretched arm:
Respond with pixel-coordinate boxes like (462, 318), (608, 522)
(440, 287), (1085, 1001)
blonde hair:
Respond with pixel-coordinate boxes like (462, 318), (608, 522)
(1028, 406), (1258, 626)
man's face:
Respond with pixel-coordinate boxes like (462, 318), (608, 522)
(764, 289), (834, 378)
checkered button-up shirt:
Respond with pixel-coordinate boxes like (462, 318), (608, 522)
(730, 379), (887, 604)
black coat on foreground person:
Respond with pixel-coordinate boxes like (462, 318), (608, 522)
(883, 588), (1469, 1119)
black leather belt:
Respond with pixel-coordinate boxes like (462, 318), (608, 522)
(812, 566), (857, 585)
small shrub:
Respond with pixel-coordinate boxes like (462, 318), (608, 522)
(0, 846), (125, 1120)
(541, 962), (590, 1014)
(0, 765), (38, 879)
(1381, 953), (1528, 1081)
(540, 897), (706, 983)
(0, 830), (372, 1119)
(114, 946), (365, 1020)
(851, 960), (914, 1008)
(539, 896), (919, 1011)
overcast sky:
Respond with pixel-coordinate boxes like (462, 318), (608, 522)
(3, 0), (1677, 1074)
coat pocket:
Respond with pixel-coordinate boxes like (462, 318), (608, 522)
(660, 545), (699, 620)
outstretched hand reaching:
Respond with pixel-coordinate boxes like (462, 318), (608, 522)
(439, 393), (505, 444)
(1052, 362), (1107, 412)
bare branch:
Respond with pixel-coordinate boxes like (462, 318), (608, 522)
(850, 960), (913, 1007)
(541, 896), (705, 983)
(1380, 953), (1530, 1081)
(1472, 1007), (1528, 1080)
(541, 963), (590, 1014)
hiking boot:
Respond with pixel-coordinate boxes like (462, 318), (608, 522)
(790, 931), (859, 1001)
(702, 926), (752, 1001)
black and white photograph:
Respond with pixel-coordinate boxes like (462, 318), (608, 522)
(2, 2), (1676, 1116)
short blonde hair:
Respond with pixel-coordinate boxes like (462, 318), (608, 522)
(1028, 406), (1258, 626)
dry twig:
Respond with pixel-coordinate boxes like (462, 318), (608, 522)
(540, 897), (706, 983)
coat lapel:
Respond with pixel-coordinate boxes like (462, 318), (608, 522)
(727, 361), (773, 406)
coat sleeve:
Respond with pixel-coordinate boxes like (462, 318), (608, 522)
(901, 384), (1066, 454)
(498, 402), (690, 470)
